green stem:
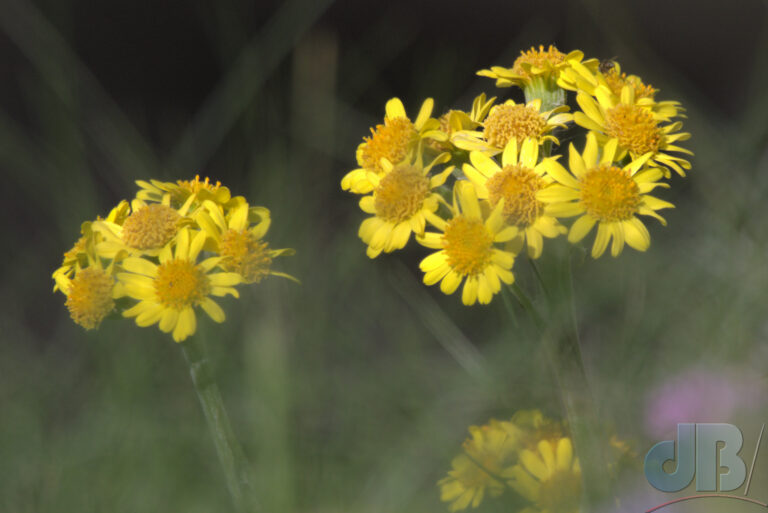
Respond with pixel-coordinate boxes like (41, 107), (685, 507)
(507, 256), (615, 508)
(547, 253), (615, 507)
(181, 336), (259, 513)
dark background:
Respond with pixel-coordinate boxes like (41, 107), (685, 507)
(1, 1), (767, 512)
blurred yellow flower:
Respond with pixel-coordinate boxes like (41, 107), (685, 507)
(574, 85), (692, 176)
(341, 97), (446, 194)
(117, 228), (242, 342)
(429, 94), (496, 152)
(504, 437), (582, 513)
(463, 138), (566, 258)
(357, 153), (452, 258)
(439, 419), (522, 511)
(417, 181), (516, 305)
(538, 133), (674, 258)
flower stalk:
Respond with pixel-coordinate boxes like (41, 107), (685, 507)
(181, 335), (259, 513)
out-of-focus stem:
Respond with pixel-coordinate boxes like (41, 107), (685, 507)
(181, 336), (258, 513)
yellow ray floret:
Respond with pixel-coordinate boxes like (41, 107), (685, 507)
(417, 181), (516, 305)
(538, 133), (674, 258)
(116, 228), (242, 342)
(341, 97), (447, 194)
(357, 152), (452, 258)
(135, 175), (232, 210)
(463, 138), (567, 258)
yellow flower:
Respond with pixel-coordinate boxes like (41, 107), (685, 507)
(93, 197), (195, 258)
(538, 133), (674, 258)
(195, 198), (296, 284)
(357, 153), (453, 258)
(438, 419), (522, 511)
(55, 249), (120, 330)
(463, 138), (567, 258)
(417, 181), (516, 305)
(341, 97), (446, 194)
(504, 437), (582, 513)
(117, 228), (242, 342)
(574, 85), (692, 176)
(52, 200), (130, 292)
(478, 45), (597, 90)
(453, 99), (571, 154)
(559, 60), (683, 120)
(136, 175), (232, 210)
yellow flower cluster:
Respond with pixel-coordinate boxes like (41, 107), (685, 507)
(439, 411), (581, 513)
(341, 45), (691, 305)
(52, 176), (295, 342)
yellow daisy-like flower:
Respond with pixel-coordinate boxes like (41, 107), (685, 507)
(574, 85), (692, 176)
(504, 437), (582, 513)
(357, 153), (453, 258)
(538, 133), (674, 258)
(559, 61), (683, 120)
(117, 228), (242, 342)
(478, 45), (597, 90)
(136, 175), (232, 210)
(55, 249), (119, 330)
(417, 181), (516, 305)
(453, 99), (571, 155)
(463, 138), (567, 258)
(341, 97), (446, 194)
(439, 419), (522, 511)
(92, 197), (195, 258)
(195, 198), (296, 284)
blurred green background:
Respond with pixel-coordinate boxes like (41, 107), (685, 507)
(1, 0), (768, 511)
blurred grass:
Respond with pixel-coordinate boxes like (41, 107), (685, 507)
(1, 0), (768, 512)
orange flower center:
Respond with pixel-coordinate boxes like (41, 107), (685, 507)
(177, 175), (222, 195)
(442, 216), (493, 276)
(219, 229), (272, 284)
(359, 117), (417, 173)
(486, 164), (544, 227)
(605, 103), (661, 155)
(483, 104), (547, 148)
(512, 45), (567, 79)
(65, 267), (115, 330)
(154, 259), (210, 309)
(122, 204), (180, 250)
(373, 164), (430, 223)
(580, 165), (641, 222)
(603, 69), (656, 100)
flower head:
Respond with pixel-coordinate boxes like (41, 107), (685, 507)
(504, 437), (582, 513)
(478, 45), (597, 90)
(357, 153), (453, 258)
(341, 98), (446, 194)
(463, 138), (567, 258)
(417, 181), (516, 305)
(136, 175), (232, 210)
(453, 99), (571, 155)
(538, 133), (674, 258)
(195, 198), (296, 284)
(116, 228), (242, 342)
(439, 419), (523, 511)
(574, 85), (692, 176)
